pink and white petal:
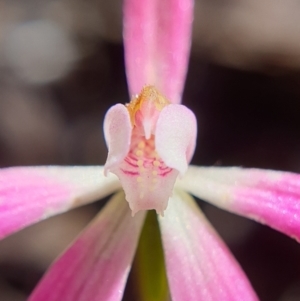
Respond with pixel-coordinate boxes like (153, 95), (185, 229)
(158, 191), (259, 301)
(155, 104), (197, 174)
(123, 0), (194, 104)
(0, 166), (120, 239)
(104, 104), (132, 174)
(29, 192), (146, 301)
(178, 166), (300, 241)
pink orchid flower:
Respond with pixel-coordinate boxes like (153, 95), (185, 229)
(1, 0), (300, 300)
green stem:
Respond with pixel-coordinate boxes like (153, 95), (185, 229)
(132, 210), (169, 301)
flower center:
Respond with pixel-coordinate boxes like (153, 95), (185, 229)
(120, 86), (173, 199)
(104, 84), (196, 214)
(126, 85), (170, 139)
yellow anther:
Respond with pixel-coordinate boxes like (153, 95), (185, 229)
(137, 177), (143, 183)
(153, 160), (160, 167)
(136, 150), (143, 157)
(138, 141), (145, 149)
(152, 170), (158, 176)
(152, 178), (158, 183)
(126, 86), (170, 126)
(137, 160), (143, 166)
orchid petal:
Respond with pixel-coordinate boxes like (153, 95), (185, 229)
(29, 192), (146, 301)
(0, 166), (120, 239)
(178, 166), (300, 241)
(124, 0), (194, 103)
(156, 104), (197, 174)
(158, 191), (259, 301)
(104, 104), (132, 174)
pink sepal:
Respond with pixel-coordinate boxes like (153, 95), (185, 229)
(123, 0), (194, 103)
(104, 104), (132, 175)
(0, 166), (120, 239)
(156, 104), (197, 174)
(29, 192), (145, 301)
(178, 166), (300, 242)
(158, 191), (259, 301)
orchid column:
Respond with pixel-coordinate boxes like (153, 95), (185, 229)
(104, 0), (197, 215)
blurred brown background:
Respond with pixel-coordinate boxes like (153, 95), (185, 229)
(0, 0), (300, 300)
